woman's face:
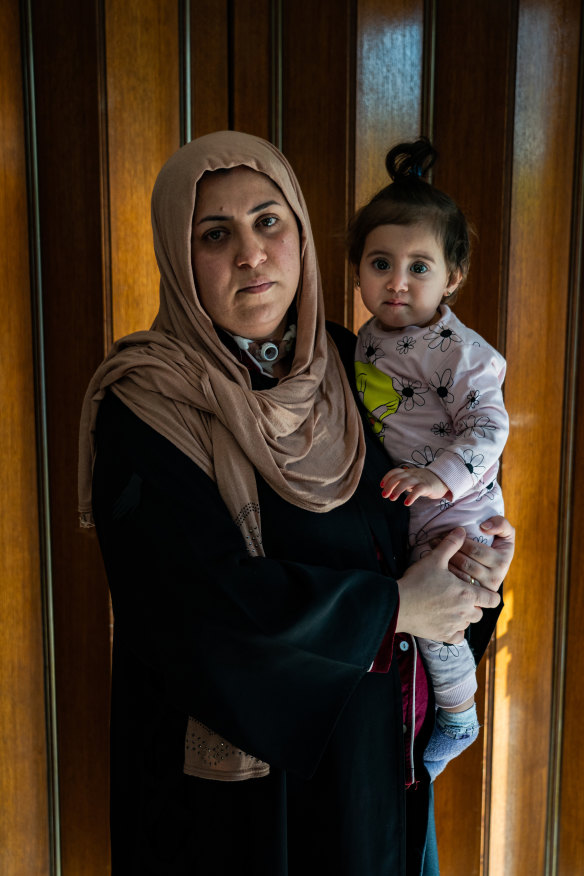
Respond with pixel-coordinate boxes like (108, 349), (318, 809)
(192, 166), (301, 340)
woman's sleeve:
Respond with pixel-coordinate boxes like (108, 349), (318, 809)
(93, 394), (399, 778)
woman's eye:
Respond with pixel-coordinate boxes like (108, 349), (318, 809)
(411, 262), (428, 274)
(258, 216), (278, 228)
(203, 228), (226, 242)
(372, 258), (389, 271)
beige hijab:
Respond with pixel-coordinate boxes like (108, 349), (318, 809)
(78, 130), (365, 779)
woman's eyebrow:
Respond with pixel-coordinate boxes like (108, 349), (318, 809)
(248, 199), (280, 215)
(196, 200), (280, 224)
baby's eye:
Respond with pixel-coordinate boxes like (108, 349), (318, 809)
(372, 258), (390, 271)
(411, 262), (428, 274)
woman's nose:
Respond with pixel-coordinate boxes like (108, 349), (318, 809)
(235, 231), (267, 269)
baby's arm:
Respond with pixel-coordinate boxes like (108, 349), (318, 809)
(381, 465), (449, 505)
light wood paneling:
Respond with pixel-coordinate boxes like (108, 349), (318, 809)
(0, 3), (50, 874)
(490, 1), (581, 873)
(353, 0), (425, 329)
(106, 0), (181, 341)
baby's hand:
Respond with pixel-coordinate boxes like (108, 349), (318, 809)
(381, 466), (449, 506)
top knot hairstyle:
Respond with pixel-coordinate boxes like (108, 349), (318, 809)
(385, 136), (437, 181)
(348, 137), (472, 302)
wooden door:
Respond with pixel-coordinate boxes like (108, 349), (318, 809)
(2, 1), (583, 872)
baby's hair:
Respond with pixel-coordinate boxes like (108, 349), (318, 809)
(348, 137), (472, 303)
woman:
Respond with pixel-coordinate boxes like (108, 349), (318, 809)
(79, 131), (513, 875)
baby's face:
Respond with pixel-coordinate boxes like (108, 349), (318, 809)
(357, 223), (460, 330)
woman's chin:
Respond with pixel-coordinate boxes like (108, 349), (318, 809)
(221, 307), (290, 341)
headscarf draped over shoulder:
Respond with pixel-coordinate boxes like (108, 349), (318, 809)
(78, 130), (365, 552)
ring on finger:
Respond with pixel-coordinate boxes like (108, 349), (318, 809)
(470, 576), (480, 586)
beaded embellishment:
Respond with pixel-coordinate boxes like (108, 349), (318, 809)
(184, 717), (270, 781)
(233, 502), (263, 557)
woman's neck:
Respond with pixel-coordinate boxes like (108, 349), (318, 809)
(231, 324), (297, 378)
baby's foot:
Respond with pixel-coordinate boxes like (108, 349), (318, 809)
(423, 703), (480, 782)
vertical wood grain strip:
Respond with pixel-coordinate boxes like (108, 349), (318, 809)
(420, 0), (435, 139)
(557, 7), (584, 873)
(432, 0), (516, 351)
(489, 2), (581, 872)
(0, 3), (50, 873)
(353, 0), (424, 330)
(232, 0), (272, 139)
(179, 0), (192, 145)
(31, 0), (113, 869)
(190, 0), (229, 138)
(20, 0), (62, 869)
(281, 0), (355, 326)
(105, 0), (181, 340)
(270, 0), (283, 149)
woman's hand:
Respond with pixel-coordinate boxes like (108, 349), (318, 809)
(396, 527), (501, 644)
(445, 515), (515, 592)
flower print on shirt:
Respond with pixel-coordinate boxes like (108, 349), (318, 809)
(431, 421), (452, 438)
(439, 498), (452, 511)
(427, 641), (460, 662)
(458, 449), (485, 482)
(410, 445), (438, 468)
(409, 525), (430, 550)
(429, 369), (455, 405)
(423, 321), (462, 352)
(477, 480), (498, 501)
(361, 332), (385, 365)
(466, 389), (480, 409)
(460, 415), (497, 438)
(397, 335), (416, 355)
(392, 376), (427, 411)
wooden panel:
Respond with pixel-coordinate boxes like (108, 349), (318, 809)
(432, 0), (516, 351)
(430, 3), (517, 873)
(31, 0), (113, 871)
(232, 0), (272, 140)
(106, 0), (181, 341)
(190, 0), (229, 137)
(558, 10), (584, 871)
(559, 305), (584, 868)
(353, 0), (425, 329)
(0, 3), (50, 874)
(489, 1), (581, 873)
(281, 0), (356, 326)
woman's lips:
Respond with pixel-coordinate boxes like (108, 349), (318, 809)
(239, 280), (274, 294)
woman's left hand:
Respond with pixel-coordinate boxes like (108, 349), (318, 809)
(445, 515), (515, 592)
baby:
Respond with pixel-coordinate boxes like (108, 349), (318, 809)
(350, 138), (508, 780)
